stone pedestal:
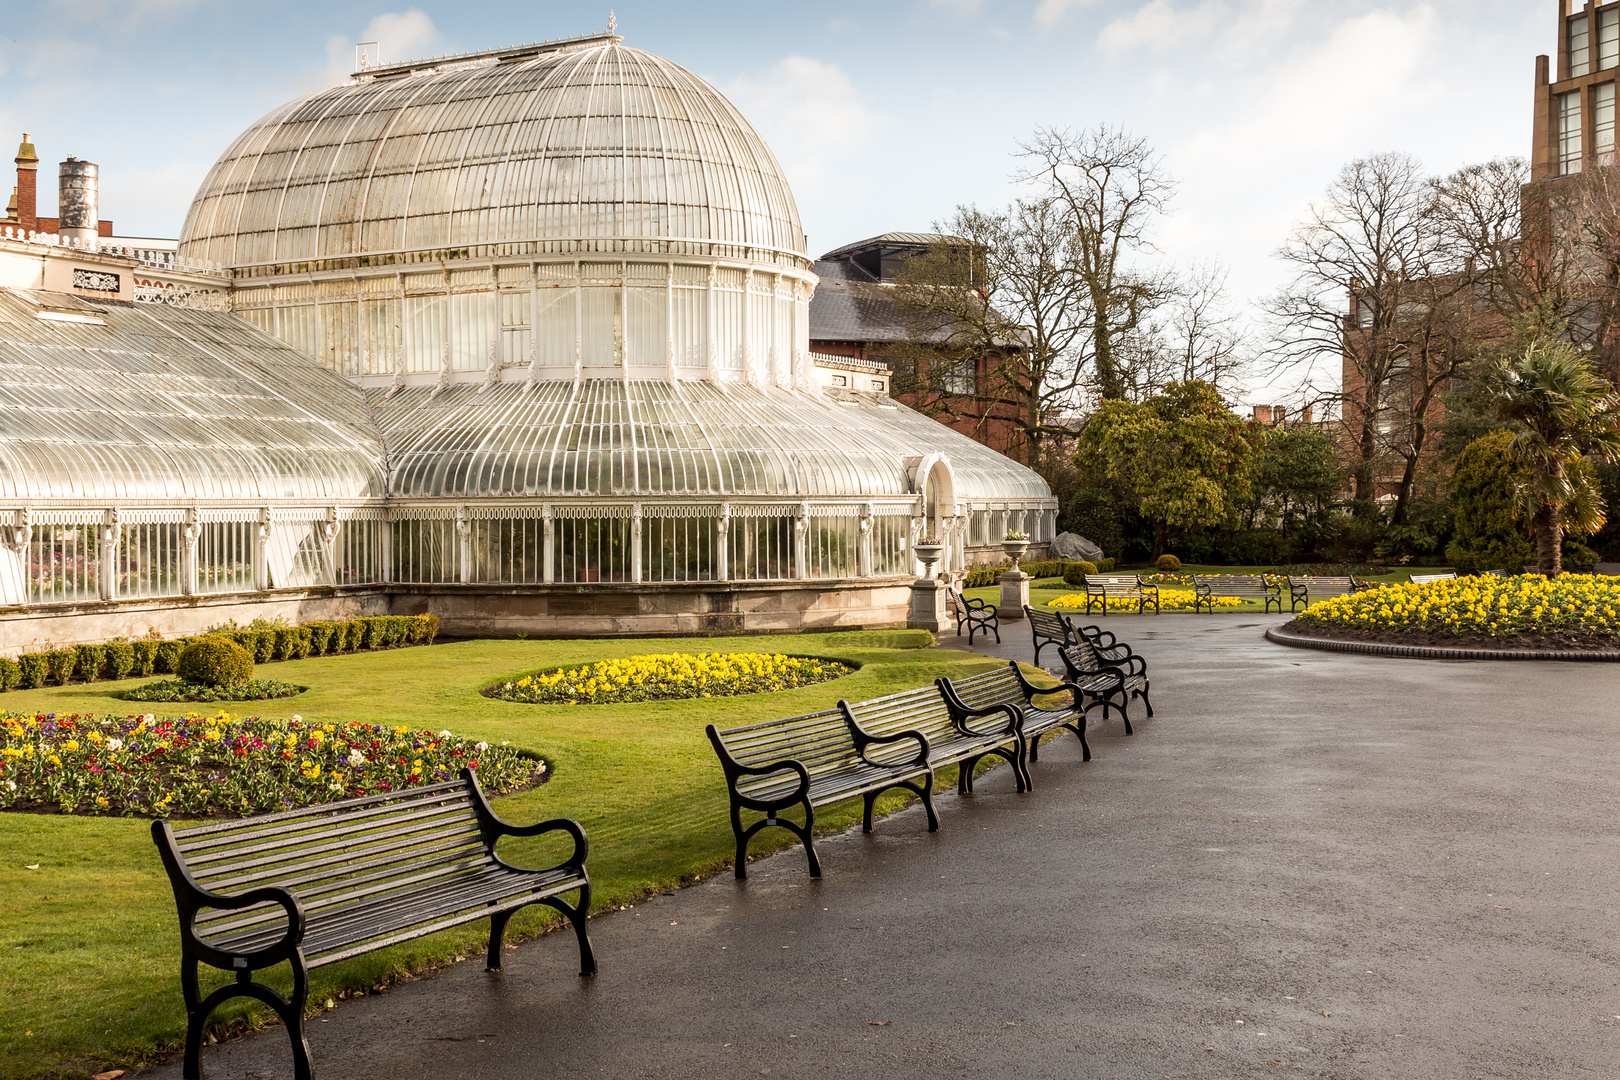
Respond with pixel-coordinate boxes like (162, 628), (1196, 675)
(998, 570), (1030, 620)
(907, 577), (949, 632)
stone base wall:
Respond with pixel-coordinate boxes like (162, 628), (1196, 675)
(0, 589), (389, 657)
(962, 542), (1052, 568)
(0, 579), (918, 655)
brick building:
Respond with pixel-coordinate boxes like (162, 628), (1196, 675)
(807, 232), (1031, 461)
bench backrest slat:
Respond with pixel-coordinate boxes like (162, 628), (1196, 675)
(1026, 608), (1072, 639)
(942, 667), (1024, 714)
(840, 685), (958, 746)
(712, 709), (862, 775)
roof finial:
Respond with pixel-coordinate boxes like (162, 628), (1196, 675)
(607, 10), (617, 34)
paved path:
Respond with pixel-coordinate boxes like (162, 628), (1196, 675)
(143, 615), (1620, 1079)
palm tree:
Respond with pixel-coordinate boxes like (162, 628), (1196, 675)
(1489, 340), (1620, 575)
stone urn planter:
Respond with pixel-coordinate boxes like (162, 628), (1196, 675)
(914, 540), (944, 577)
(1000, 537), (1030, 573)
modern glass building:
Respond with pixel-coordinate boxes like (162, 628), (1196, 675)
(0, 30), (1054, 647)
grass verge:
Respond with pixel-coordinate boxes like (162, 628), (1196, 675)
(0, 630), (998, 1080)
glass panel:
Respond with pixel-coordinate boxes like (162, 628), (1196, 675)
(672, 286), (707, 367)
(625, 285), (668, 368)
(1573, 14), (1592, 77)
(336, 520), (384, 585)
(642, 514), (718, 582)
(117, 522), (184, 599)
(871, 516), (912, 576)
(268, 521), (329, 588)
(728, 515), (793, 580)
(471, 519), (543, 583)
(534, 287), (574, 367)
(555, 517), (631, 582)
(361, 297), (401, 375)
(580, 286), (619, 366)
(28, 524), (100, 604)
(279, 304), (317, 360)
(1596, 82), (1616, 164)
(392, 519), (457, 584)
(1601, 9), (1619, 69)
(1560, 91), (1584, 176)
(714, 287), (744, 369)
(197, 521), (254, 594)
(805, 515), (859, 579)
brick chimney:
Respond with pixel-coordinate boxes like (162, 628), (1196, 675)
(14, 133), (38, 233)
(1252, 404), (1273, 426)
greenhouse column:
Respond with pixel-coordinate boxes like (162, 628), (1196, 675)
(794, 502), (810, 580)
(253, 509), (272, 592)
(0, 511), (29, 607)
(631, 504), (644, 584)
(715, 504), (729, 583)
(541, 505), (555, 584)
(858, 504), (874, 578)
(181, 509), (199, 596)
(455, 506), (472, 585)
(380, 513), (393, 585)
(99, 509), (119, 600)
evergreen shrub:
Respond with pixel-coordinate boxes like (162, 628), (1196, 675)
(176, 637), (254, 688)
(104, 641), (136, 681)
(17, 653), (47, 689)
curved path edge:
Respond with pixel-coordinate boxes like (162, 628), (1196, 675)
(1265, 625), (1620, 663)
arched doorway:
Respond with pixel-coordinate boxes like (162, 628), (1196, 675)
(914, 453), (956, 575)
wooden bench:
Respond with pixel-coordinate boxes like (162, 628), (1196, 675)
(841, 684), (1028, 798)
(153, 769), (593, 1080)
(1285, 574), (1366, 612)
(1025, 605), (1078, 665)
(1081, 574), (1160, 616)
(1408, 571), (1456, 584)
(1191, 573), (1281, 613)
(708, 708), (936, 879)
(948, 587), (1000, 644)
(1058, 639), (1153, 733)
(937, 664), (1090, 766)
(1480, 568), (1510, 577)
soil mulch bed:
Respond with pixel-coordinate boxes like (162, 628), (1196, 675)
(1278, 620), (1620, 653)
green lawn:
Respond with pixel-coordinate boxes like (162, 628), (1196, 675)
(0, 631), (1002, 1080)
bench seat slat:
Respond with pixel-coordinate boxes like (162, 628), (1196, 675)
(182, 801), (483, 877)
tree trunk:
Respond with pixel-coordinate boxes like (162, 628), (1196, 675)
(1533, 463), (1562, 576)
(1152, 523), (1166, 560)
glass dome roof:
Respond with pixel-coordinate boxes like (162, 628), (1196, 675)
(372, 380), (1052, 502)
(178, 40), (807, 269)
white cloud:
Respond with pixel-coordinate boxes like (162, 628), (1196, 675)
(1034, 0), (1099, 30)
(724, 56), (880, 201)
(1097, 0), (1304, 57)
(324, 9), (441, 86)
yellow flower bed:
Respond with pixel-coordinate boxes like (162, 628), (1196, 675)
(491, 652), (854, 704)
(1295, 575), (1620, 638)
(1046, 589), (1241, 612)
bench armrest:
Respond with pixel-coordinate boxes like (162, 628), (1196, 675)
(1007, 660), (1074, 708)
(954, 701), (1021, 738)
(151, 820), (307, 968)
(963, 597), (996, 613)
(462, 766), (591, 871)
(838, 702), (932, 768)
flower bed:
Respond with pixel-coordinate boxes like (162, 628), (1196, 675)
(0, 711), (545, 818)
(115, 678), (307, 703)
(489, 652), (855, 704)
(1292, 575), (1620, 642)
(1046, 589), (1241, 612)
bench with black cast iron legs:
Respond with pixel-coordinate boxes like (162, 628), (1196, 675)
(153, 768), (594, 1080)
(937, 663), (1090, 767)
(707, 708), (936, 879)
(1081, 574), (1160, 615)
(949, 586), (1000, 644)
(1025, 605), (1079, 666)
(1191, 573), (1282, 613)
(1059, 639), (1153, 733)
(840, 684), (1030, 796)
(1285, 574), (1367, 612)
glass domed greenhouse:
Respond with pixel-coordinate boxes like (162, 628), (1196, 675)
(0, 29), (1054, 646)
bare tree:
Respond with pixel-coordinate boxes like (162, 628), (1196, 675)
(1270, 152), (1483, 521)
(891, 198), (1092, 465)
(1116, 262), (1249, 401)
(1017, 125), (1179, 401)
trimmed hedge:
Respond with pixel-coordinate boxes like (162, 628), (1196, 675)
(1062, 561), (1099, 586)
(177, 637), (255, 687)
(2, 613), (441, 691)
(1155, 554), (1183, 571)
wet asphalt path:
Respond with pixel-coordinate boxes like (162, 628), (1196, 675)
(141, 615), (1620, 1079)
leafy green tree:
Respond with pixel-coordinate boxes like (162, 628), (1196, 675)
(1445, 431), (1535, 573)
(1246, 426), (1340, 550)
(1075, 380), (1256, 558)
(1488, 341), (1620, 574)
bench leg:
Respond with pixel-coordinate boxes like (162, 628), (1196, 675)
(183, 955), (312, 1080)
(540, 883), (597, 976)
(487, 909), (514, 971)
(1073, 717), (1092, 761)
(1137, 682), (1154, 718)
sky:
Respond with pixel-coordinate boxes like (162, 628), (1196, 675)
(0, 0), (1548, 401)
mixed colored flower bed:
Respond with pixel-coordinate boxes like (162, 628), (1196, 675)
(1046, 590), (1241, 612)
(490, 652), (855, 704)
(1293, 575), (1620, 639)
(0, 711), (545, 818)
(116, 678), (307, 703)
